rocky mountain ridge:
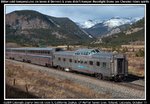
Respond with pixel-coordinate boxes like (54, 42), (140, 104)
(6, 10), (92, 46)
(77, 17), (143, 37)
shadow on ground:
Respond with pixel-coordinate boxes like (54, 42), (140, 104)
(124, 74), (144, 82)
(6, 84), (39, 99)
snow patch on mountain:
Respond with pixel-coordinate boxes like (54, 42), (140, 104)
(78, 16), (143, 29)
(103, 17), (143, 28)
(84, 20), (95, 28)
(103, 18), (131, 28)
(78, 19), (103, 28)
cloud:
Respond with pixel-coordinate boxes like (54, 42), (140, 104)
(5, 5), (145, 22)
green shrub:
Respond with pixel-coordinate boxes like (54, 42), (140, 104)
(135, 49), (144, 57)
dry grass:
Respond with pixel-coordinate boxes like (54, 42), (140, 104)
(6, 42), (21, 48)
(5, 60), (111, 99)
(127, 56), (145, 77)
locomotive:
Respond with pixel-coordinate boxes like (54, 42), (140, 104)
(6, 47), (128, 81)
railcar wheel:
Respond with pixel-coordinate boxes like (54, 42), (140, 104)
(95, 73), (103, 80)
(27, 60), (31, 63)
(45, 63), (48, 67)
(57, 66), (61, 70)
(114, 75), (120, 82)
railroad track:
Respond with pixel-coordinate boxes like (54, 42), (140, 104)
(118, 82), (144, 91)
(67, 71), (145, 91)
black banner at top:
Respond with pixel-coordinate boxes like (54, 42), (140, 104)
(1, 0), (150, 4)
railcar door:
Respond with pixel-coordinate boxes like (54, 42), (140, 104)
(117, 58), (124, 74)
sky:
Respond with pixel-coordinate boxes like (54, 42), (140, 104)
(5, 5), (145, 23)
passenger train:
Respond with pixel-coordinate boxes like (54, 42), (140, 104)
(6, 47), (128, 81)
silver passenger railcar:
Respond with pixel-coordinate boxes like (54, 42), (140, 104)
(6, 47), (63, 67)
(6, 48), (128, 81)
(53, 49), (128, 80)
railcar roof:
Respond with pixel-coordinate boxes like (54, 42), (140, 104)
(55, 48), (125, 58)
(55, 51), (125, 59)
(54, 49), (115, 58)
(7, 47), (58, 51)
(75, 48), (96, 52)
(92, 52), (114, 58)
(55, 51), (74, 55)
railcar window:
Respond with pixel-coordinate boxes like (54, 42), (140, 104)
(91, 50), (95, 54)
(43, 51), (45, 54)
(95, 49), (99, 53)
(45, 51), (48, 54)
(45, 51), (47, 54)
(81, 61), (83, 64)
(74, 60), (77, 63)
(84, 61), (87, 64)
(103, 62), (106, 68)
(78, 60), (80, 63)
(84, 52), (88, 55)
(63, 58), (66, 61)
(48, 51), (50, 54)
(58, 57), (61, 61)
(69, 59), (72, 62)
(55, 48), (63, 52)
(75, 53), (80, 55)
(89, 61), (93, 65)
(96, 62), (100, 66)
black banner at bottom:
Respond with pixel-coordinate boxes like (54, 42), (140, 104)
(3, 100), (148, 104)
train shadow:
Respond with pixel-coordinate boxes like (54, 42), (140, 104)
(64, 70), (145, 83)
(124, 74), (145, 82)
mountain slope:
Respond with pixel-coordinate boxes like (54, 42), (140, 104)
(99, 18), (145, 46)
(6, 10), (92, 46)
(81, 17), (143, 37)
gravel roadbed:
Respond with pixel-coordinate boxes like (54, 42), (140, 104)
(5, 59), (145, 99)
